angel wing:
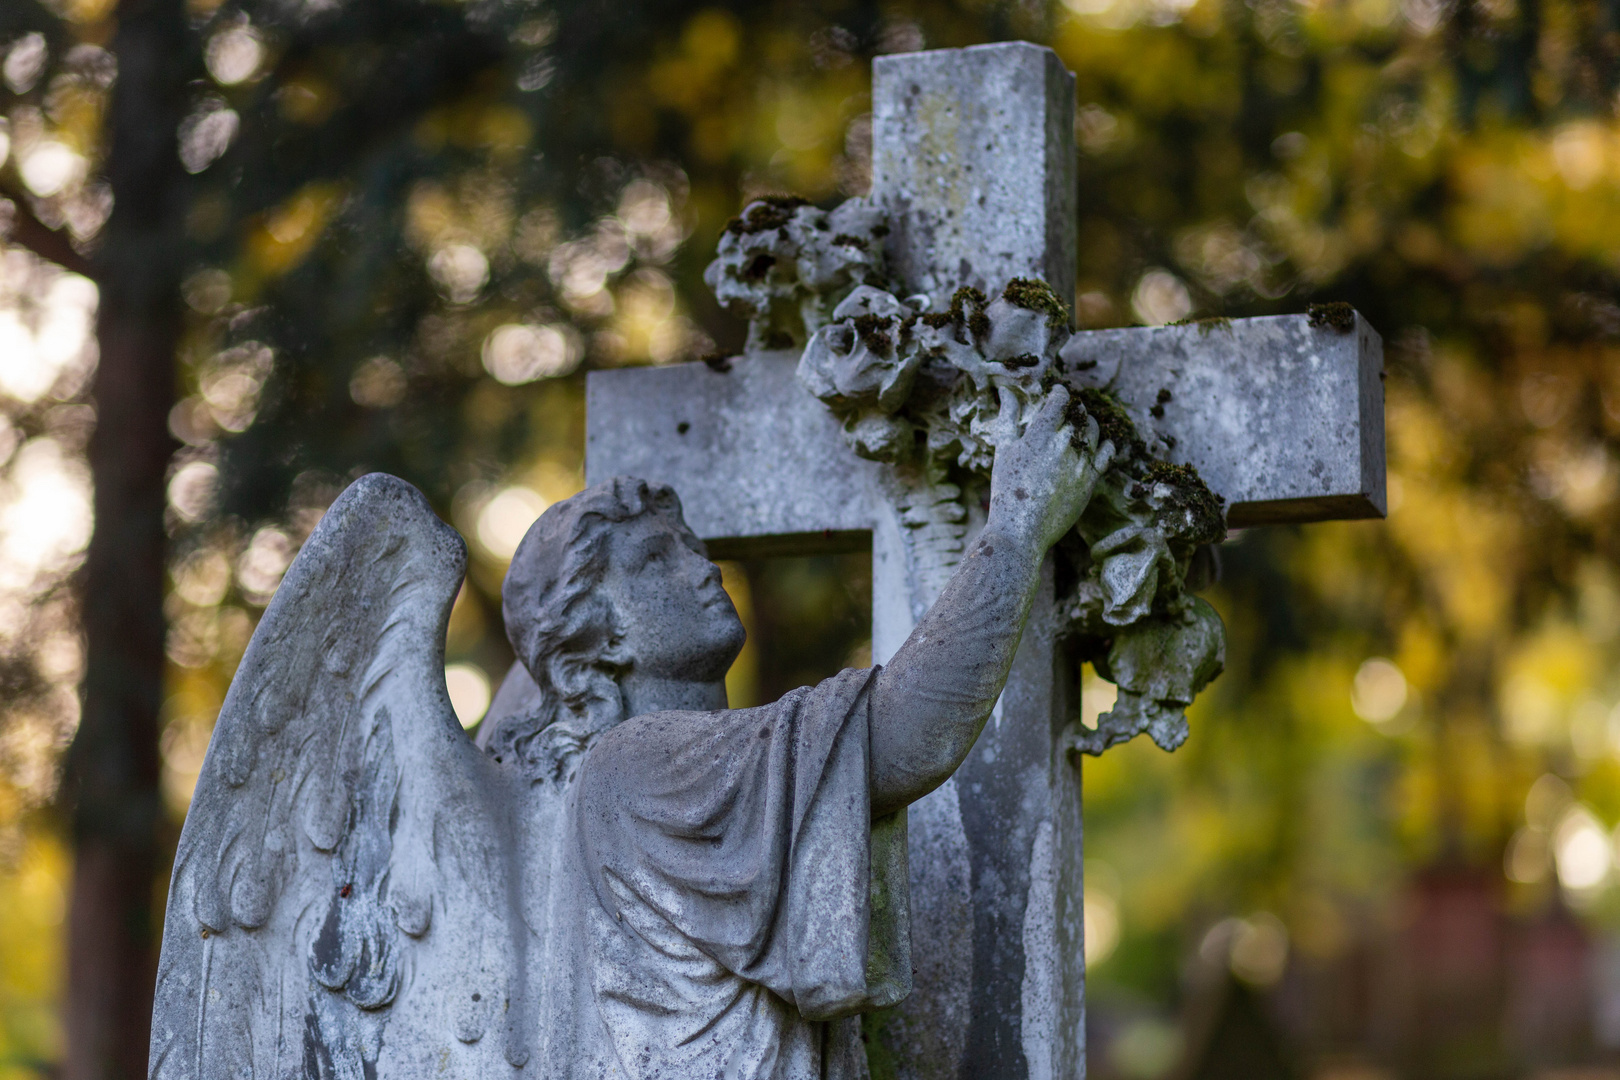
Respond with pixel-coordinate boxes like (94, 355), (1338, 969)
(149, 474), (532, 1080)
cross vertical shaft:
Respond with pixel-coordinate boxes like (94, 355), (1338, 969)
(863, 43), (1083, 1079)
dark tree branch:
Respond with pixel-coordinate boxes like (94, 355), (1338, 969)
(0, 185), (97, 279)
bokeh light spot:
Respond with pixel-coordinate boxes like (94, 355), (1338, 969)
(476, 486), (546, 560)
(445, 663), (491, 728)
(1352, 657), (1408, 724)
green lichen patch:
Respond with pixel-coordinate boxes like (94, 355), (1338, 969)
(1142, 460), (1226, 545)
(1002, 277), (1069, 328)
(949, 286), (987, 314)
(1168, 316), (1232, 335)
(1073, 387), (1146, 457)
(724, 195), (813, 236)
(1307, 301), (1355, 333)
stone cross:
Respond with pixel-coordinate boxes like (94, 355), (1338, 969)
(586, 42), (1383, 1080)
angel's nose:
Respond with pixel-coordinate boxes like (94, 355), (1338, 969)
(690, 557), (723, 590)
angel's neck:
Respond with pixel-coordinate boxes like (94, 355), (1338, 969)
(619, 673), (728, 719)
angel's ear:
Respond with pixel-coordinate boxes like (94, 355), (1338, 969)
(598, 627), (633, 668)
(580, 683), (625, 734)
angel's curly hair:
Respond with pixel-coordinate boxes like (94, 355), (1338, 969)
(478, 476), (692, 782)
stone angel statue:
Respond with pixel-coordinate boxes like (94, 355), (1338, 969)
(149, 387), (1111, 1080)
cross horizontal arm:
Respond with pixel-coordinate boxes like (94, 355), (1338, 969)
(1060, 311), (1386, 528)
(584, 351), (880, 559)
(585, 309), (1384, 547)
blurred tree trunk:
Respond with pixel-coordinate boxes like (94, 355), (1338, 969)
(62, 0), (189, 1074)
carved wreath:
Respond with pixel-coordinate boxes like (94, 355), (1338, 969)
(705, 196), (1228, 755)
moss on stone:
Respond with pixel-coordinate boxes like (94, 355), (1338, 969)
(1143, 459), (1226, 545)
(852, 313), (894, 356)
(1002, 277), (1068, 328)
(724, 195), (812, 236)
(1168, 316), (1232, 335)
(949, 286), (990, 339)
(1307, 301), (1355, 333)
(1073, 387), (1146, 457)
(915, 287), (993, 338)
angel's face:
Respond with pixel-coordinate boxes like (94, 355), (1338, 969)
(601, 511), (746, 684)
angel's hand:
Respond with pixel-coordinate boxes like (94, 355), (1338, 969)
(988, 386), (1115, 551)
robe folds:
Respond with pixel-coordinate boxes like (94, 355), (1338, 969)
(533, 666), (911, 1079)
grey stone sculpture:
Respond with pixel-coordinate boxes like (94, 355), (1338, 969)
(585, 42), (1382, 1078)
(149, 384), (1112, 1079)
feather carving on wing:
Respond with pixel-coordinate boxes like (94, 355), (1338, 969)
(149, 475), (532, 1080)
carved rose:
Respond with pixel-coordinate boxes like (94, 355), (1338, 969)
(703, 196), (887, 350)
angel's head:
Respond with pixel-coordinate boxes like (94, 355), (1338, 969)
(483, 477), (745, 776)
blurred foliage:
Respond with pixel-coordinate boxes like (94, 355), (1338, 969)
(2, 0), (1620, 1073)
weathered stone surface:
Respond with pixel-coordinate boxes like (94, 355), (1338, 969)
(872, 42), (1077, 309)
(595, 42), (1096, 1080)
(149, 475), (531, 1080)
(154, 424), (1108, 1079)
(583, 348), (880, 558)
(162, 463), (1085, 1080)
(1061, 313), (1385, 528)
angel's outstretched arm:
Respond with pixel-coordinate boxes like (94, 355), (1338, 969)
(868, 388), (1111, 817)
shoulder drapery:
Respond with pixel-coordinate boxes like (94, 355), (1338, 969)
(577, 666), (910, 1022)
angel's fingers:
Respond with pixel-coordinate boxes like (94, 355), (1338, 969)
(1027, 384), (1071, 439)
(1092, 440), (1117, 477)
(1076, 413), (1101, 454)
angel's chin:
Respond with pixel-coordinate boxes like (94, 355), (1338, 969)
(689, 615), (747, 683)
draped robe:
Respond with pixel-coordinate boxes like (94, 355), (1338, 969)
(521, 666), (911, 1079)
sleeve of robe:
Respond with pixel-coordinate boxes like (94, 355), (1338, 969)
(573, 666), (911, 1020)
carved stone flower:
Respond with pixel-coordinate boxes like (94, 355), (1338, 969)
(751, 194), (1232, 757)
(1069, 596), (1226, 755)
(798, 286), (921, 412)
(704, 196), (886, 350)
(1087, 523), (1175, 627)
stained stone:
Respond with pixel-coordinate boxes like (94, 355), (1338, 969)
(870, 42), (1078, 311)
